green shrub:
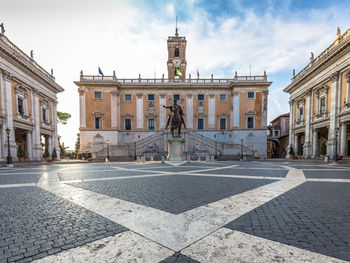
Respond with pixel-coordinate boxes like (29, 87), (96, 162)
(52, 147), (57, 159)
(320, 142), (327, 155)
(43, 148), (50, 159)
(297, 144), (303, 156)
(17, 145), (25, 158)
(289, 146), (295, 156)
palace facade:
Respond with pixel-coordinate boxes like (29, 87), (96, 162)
(284, 28), (350, 159)
(0, 27), (63, 162)
(76, 30), (271, 159)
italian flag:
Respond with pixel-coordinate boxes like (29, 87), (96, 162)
(176, 68), (183, 77)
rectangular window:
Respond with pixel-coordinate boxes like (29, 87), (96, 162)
(18, 98), (24, 115)
(220, 118), (226, 129)
(247, 117), (254, 128)
(247, 92), (255, 99)
(125, 119), (131, 130)
(125, 94), (132, 101)
(173, 94), (180, 101)
(198, 118), (204, 130)
(219, 94), (226, 101)
(42, 108), (47, 123)
(148, 94), (155, 101)
(148, 118), (155, 130)
(95, 117), (101, 129)
(320, 98), (326, 113)
(94, 91), (102, 99)
(197, 94), (204, 101)
(299, 107), (304, 121)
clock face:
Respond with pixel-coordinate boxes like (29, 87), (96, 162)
(172, 57), (182, 67)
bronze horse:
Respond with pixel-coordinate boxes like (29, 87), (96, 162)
(163, 100), (186, 137)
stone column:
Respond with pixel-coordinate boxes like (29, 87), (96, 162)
(327, 72), (340, 158)
(32, 90), (42, 160)
(346, 73), (350, 105)
(230, 92), (235, 129)
(26, 131), (33, 160)
(111, 91), (118, 129)
(312, 129), (318, 157)
(303, 89), (312, 158)
(208, 94), (215, 129)
(0, 71), (5, 159)
(48, 135), (53, 157)
(136, 94), (143, 129)
(233, 92), (240, 128)
(52, 102), (60, 160)
(159, 94), (166, 129)
(287, 100), (295, 158)
(79, 89), (86, 128)
(186, 94), (193, 129)
(262, 90), (268, 128)
(340, 123), (347, 156)
(2, 70), (17, 160)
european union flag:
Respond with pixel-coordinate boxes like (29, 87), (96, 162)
(98, 67), (104, 76)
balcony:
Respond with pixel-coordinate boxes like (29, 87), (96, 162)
(296, 119), (304, 126)
(315, 111), (328, 119)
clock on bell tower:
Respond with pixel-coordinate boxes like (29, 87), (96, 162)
(167, 26), (187, 80)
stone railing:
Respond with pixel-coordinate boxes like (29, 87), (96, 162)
(79, 75), (268, 84)
(292, 28), (350, 83)
(315, 111), (328, 119)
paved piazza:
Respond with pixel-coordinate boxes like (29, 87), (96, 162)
(0, 161), (349, 263)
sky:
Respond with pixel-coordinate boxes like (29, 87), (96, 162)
(0, 0), (349, 149)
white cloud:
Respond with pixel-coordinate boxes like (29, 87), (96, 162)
(0, 0), (348, 148)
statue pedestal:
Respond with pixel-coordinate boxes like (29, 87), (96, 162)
(167, 138), (185, 162)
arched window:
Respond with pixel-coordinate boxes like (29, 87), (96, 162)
(174, 48), (179, 57)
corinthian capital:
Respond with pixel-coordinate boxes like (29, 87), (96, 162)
(330, 72), (340, 83)
(2, 70), (12, 80)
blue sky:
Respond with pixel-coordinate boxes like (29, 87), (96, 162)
(0, 0), (349, 149)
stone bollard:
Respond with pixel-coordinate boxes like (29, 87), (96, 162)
(187, 155), (191, 162)
(198, 156), (201, 162)
(210, 155), (215, 162)
(205, 155), (210, 162)
(137, 156), (141, 163)
(161, 156), (165, 163)
(151, 156), (154, 162)
(141, 156), (146, 163)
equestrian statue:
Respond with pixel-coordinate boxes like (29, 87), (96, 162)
(163, 99), (186, 137)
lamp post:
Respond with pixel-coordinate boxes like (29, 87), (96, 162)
(240, 138), (244, 161)
(215, 139), (218, 160)
(134, 141), (136, 160)
(333, 129), (338, 163)
(6, 128), (13, 167)
(106, 140), (110, 162)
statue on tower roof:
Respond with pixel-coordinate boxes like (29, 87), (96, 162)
(0, 23), (5, 35)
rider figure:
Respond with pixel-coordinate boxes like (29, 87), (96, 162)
(163, 99), (186, 130)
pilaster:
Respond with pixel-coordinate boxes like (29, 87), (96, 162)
(340, 122), (347, 156)
(262, 90), (268, 128)
(32, 89), (42, 160)
(233, 91), (240, 128)
(79, 89), (86, 128)
(159, 94), (166, 129)
(208, 94), (215, 129)
(312, 129), (318, 158)
(186, 94), (193, 129)
(136, 94), (143, 129)
(287, 100), (295, 158)
(303, 89), (312, 158)
(327, 72), (340, 158)
(111, 91), (118, 128)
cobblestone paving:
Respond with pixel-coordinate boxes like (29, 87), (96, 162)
(303, 170), (350, 179)
(0, 174), (41, 185)
(58, 169), (156, 181)
(68, 174), (275, 214)
(225, 181), (350, 261)
(192, 168), (288, 177)
(160, 253), (200, 263)
(0, 187), (127, 263)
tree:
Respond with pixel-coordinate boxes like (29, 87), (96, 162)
(17, 145), (25, 158)
(289, 146), (295, 156)
(75, 133), (80, 153)
(320, 142), (327, 156)
(43, 148), (50, 159)
(297, 144), (303, 156)
(57, 111), (71, 125)
(52, 147), (57, 159)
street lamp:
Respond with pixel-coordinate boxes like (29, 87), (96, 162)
(6, 128), (13, 167)
(333, 129), (338, 163)
(240, 138), (244, 161)
(106, 139), (110, 162)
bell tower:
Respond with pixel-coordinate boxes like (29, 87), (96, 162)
(167, 21), (187, 80)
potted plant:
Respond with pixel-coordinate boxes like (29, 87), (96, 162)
(51, 147), (57, 161)
(43, 148), (51, 161)
(320, 142), (327, 159)
(297, 144), (303, 159)
(17, 145), (25, 162)
(289, 146), (295, 159)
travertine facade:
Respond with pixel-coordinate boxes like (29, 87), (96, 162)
(75, 30), (271, 158)
(284, 28), (350, 159)
(267, 113), (289, 158)
(0, 29), (64, 161)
